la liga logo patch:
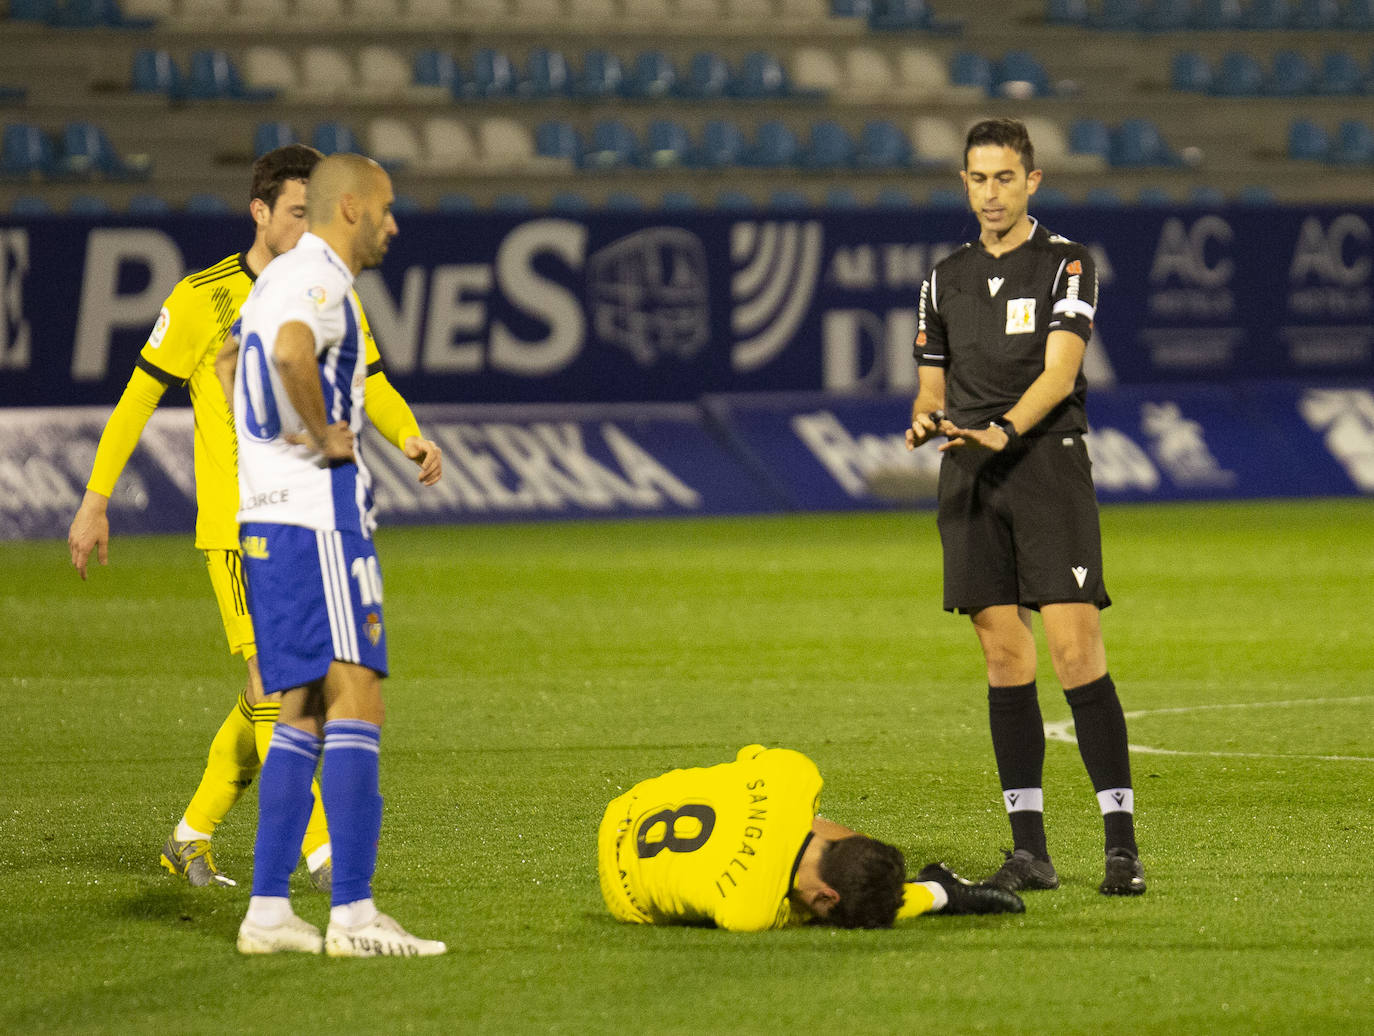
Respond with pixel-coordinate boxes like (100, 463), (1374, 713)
(307, 285), (328, 306)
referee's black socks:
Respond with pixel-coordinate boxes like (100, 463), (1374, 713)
(988, 681), (1050, 861)
(1064, 673), (1138, 856)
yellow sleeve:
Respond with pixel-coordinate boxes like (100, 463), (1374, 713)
(364, 369), (422, 451)
(86, 366), (168, 496)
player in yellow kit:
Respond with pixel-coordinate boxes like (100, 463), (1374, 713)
(599, 745), (1024, 931)
(67, 145), (442, 889)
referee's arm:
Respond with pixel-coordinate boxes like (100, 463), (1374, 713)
(906, 364), (947, 449)
(1001, 328), (1085, 435)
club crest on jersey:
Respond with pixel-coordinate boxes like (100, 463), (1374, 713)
(1006, 298), (1036, 334)
(987, 276), (1004, 296)
(148, 307), (171, 348)
(307, 285), (328, 307)
(1066, 260), (1083, 275)
(365, 612), (383, 646)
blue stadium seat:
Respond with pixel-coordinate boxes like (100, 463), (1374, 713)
(254, 121), (297, 157)
(1032, 186), (1071, 207)
(830, 0), (871, 15)
(1288, 118), (1330, 159)
(1136, 186), (1174, 206)
(643, 119), (691, 168)
(187, 49), (274, 101)
(413, 50), (461, 94)
(1141, 0), (1192, 29)
(679, 52), (729, 100)
(746, 121), (800, 167)
(714, 189), (756, 210)
(855, 120), (911, 169)
(311, 121), (359, 155)
(1293, 0), (1340, 25)
(732, 52), (789, 99)
(868, 0), (931, 29)
(184, 193), (231, 214)
(1192, 0), (1243, 26)
(949, 51), (993, 94)
(1171, 52), (1213, 92)
(521, 48), (571, 98)
(626, 51), (676, 99)
(0, 123), (55, 180)
(535, 120), (581, 165)
(131, 49), (183, 98)
(1331, 119), (1374, 163)
(1268, 50), (1314, 95)
(801, 121), (855, 169)
(490, 193), (534, 212)
(391, 194), (422, 214)
(1068, 117), (1111, 162)
(874, 186), (916, 208)
(52, 0), (152, 27)
(696, 119), (746, 168)
(10, 195), (53, 216)
(1083, 187), (1124, 205)
(59, 121), (148, 179)
(1241, 0), (1291, 28)
(1111, 118), (1176, 166)
(927, 187), (966, 208)
(1188, 185), (1226, 207)
(549, 191), (590, 212)
(583, 119), (638, 169)
(127, 192), (172, 215)
(68, 194), (112, 215)
(659, 190), (697, 211)
(768, 189), (810, 210)
(604, 191), (644, 211)
(1316, 51), (1364, 94)
(1092, 0), (1143, 28)
(0, 84), (26, 103)
(1236, 184), (1276, 204)
(824, 187), (860, 208)
(437, 193), (478, 212)
(9, 0), (57, 22)
(1045, 0), (1088, 24)
(1211, 51), (1264, 96)
(995, 51), (1050, 98)
(470, 49), (516, 98)
(575, 50), (624, 99)
(1341, 0), (1374, 27)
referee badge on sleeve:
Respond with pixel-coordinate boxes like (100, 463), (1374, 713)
(1006, 298), (1036, 334)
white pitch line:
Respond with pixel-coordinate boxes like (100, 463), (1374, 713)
(1044, 696), (1374, 763)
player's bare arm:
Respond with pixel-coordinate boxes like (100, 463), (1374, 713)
(940, 329), (1086, 453)
(214, 331), (240, 410)
(68, 490), (111, 580)
(274, 321), (355, 461)
(906, 365), (948, 450)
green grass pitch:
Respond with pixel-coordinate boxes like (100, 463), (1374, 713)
(3, 500), (1372, 1034)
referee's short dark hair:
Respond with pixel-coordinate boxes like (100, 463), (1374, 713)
(251, 144), (324, 209)
(965, 118), (1036, 174)
(818, 835), (907, 929)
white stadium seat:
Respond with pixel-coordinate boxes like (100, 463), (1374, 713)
(422, 117), (478, 171)
(778, 0), (826, 22)
(895, 46), (949, 100)
(234, 0), (291, 27)
(842, 47), (894, 101)
(297, 45), (354, 101)
(368, 118), (424, 169)
(357, 45), (411, 100)
(511, 0), (563, 22)
(1023, 115), (1106, 173)
(477, 117), (535, 172)
(459, 0), (512, 23)
(725, 0), (773, 19)
(621, 0), (670, 23)
(567, 0), (617, 20)
(910, 115), (963, 166)
(791, 47), (842, 95)
(243, 45), (299, 95)
(402, 0), (456, 22)
(176, 0), (221, 24)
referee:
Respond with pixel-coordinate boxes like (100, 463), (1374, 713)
(905, 118), (1145, 896)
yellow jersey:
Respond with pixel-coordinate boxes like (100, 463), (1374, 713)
(599, 746), (822, 932)
(90, 251), (408, 550)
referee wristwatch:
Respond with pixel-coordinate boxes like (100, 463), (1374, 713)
(989, 416), (1024, 454)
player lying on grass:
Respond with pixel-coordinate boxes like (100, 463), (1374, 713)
(599, 745), (1023, 931)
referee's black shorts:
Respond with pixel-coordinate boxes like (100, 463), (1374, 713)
(937, 430), (1110, 614)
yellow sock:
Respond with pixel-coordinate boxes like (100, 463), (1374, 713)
(254, 701), (331, 863)
(182, 691), (258, 836)
(896, 881), (938, 921)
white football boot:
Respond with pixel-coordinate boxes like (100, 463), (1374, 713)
(237, 913), (324, 955)
(325, 912), (447, 958)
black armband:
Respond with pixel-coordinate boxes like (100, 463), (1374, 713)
(989, 416), (1025, 455)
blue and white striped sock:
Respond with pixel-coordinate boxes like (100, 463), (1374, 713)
(252, 724), (321, 898)
(322, 719), (383, 908)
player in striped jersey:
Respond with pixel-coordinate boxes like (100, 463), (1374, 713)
(67, 145), (441, 892)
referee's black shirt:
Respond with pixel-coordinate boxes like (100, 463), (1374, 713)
(914, 219), (1098, 436)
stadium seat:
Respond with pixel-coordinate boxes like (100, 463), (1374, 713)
(778, 0), (826, 21)
(1287, 118), (1330, 160)
(1140, 0), (1191, 29)
(131, 49), (183, 98)
(801, 120), (855, 169)
(1268, 50), (1314, 96)
(477, 117), (535, 171)
(1024, 115), (1103, 172)
(243, 46), (297, 96)
(253, 120), (297, 157)
(995, 50), (1051, 98)
(59, 121), (149, 180)
(1240, 0), (1290, 28)
(696, 118), (747, 168)
(576, 50), (624, 99)
(1188, 185), (1226, 206)
(895, 46), (951, 100)
(1032, 187), (1071, 207)
(909, 114), (962, 167)
(549, 191), (590, 212)
(534, 119), (581, 167)
(949, 51), (993, 95)
(470, 49), (516, 98)
(660, 190), (697, 211)
(10, 195), (54, 216)
(1331, 119), (1374, 163)
(927, 187), (966, 208)
(423, 117), (477, 171)
(678, 52), (729, 99)
(354, 0), (403, 21)
(1315, 51), (1364, 94)
(791, 48), (842, 96)
(1083, 187), (1124, 205)
(294, 0), (346, 20)
(391, 194), (422, 215)
(1236, 184), (1276, 204)
(1170, 51), (1212, 93)
(436, 192), (478, 211)
(127, 192), (172, 215)
(733, 52), (789, 99)
(1091, 0), (1143, 28)
(178, 0), (221, 24)
(842, 48), (895, 101)
(1045, 0), (1088, 23)
(367, 117), (423, 169)
(462, 0), (513, 21)
(831, 0), (871, 16)
(604, 191), (645, 211)
(1068, 117), (1112, 163)
(1212, 52), (1264, 96)
(188, 49), (274, 101)
(643, 119), (692, 168)
(55, 0), (155, 27)
(1293, 0), (1340, 25)
(768, 189), (810, 210)
(567, 0), (617, 20)
(412, 50), (461, 99)
(855, 120), (911, 168)
(726, 0), (774, 19)
(490, 193), (533, 212)
(746, 120), (799, 167)
(511, 0), (562, 22)
(298, 46), (354, 101)
(583, 119), (639, 169)
(1192, 0), (1242, 26)
(184, 193), (231, 213)
(521, 48), (571, 98)
(824, 187), (860, 208)
(874, 186), (916, 208)
(69, 194), (112, 215)
(357, 45), (411, 100)
(311, 121), (360, 156)
(714, 189), (756, 210)
(1111, 118), (1176, 166)
(868, 0), (931, 29)
(9, 0), (57, 21)
(1136, 186), (1173, 205)
(233, 0), (291, 27)
(401, 0), (456, 22)
(1340, 0), (1374, 27)
(627, 51), (676, 99)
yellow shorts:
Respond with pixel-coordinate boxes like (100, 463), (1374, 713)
(203, 548), (256, 660)
(598, 791), (651, 925)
